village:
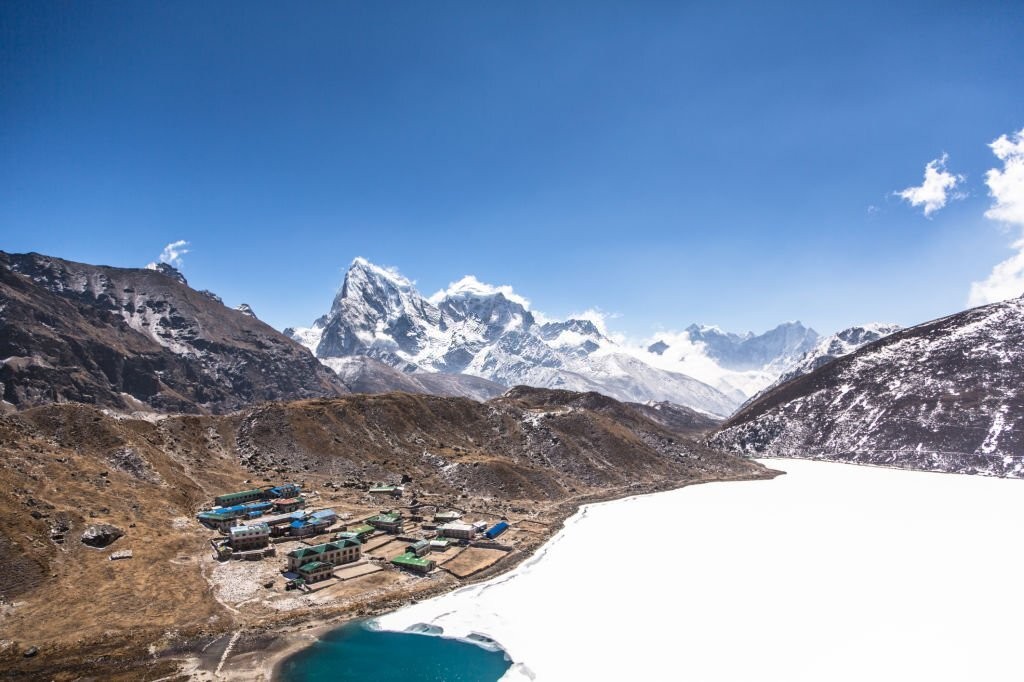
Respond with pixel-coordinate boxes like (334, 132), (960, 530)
(195, 480), (536, 607)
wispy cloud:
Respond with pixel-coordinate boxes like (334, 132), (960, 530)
(147, 240), (190, 270)
(968, 128), (1024, 306)
(895, 153), (965, 217)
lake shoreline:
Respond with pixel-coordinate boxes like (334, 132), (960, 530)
(357, 458), (1024, 681)
(177, 467), (783, 681)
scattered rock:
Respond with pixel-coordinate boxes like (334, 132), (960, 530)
(49, 513), (72, 544)
(23, 646), (38, 658)
(107, 448), (161, 483)
(81, 524), (124, 548)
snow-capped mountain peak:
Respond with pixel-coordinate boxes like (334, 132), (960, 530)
(288, 258), (886, 416)
(623, 321), (820, 399)
(288, 258), (742, 415)
(428, 274), (533, 309)
(760, 322), (902, 393)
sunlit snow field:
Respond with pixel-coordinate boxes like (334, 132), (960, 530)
(375, 459), (1024, 681)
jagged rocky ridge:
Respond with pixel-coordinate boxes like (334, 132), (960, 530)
(0, 251), (348, 414)
(288, 258), (740, 416)
(711, 297), (1024, 477)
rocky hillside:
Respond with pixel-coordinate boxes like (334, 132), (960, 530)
(711, 297), (1024, 477)
(234, 387), (751, 499)
(0, 251), (348, 414)
(0, 388), (770, 677)
(287, 258), (739, 416)
(626, 399), (722, 435)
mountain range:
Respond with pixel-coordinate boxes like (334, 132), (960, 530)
(2, 251), (905, 422)
(286, 258), (854, 417)
(711, 296), (1023, 478)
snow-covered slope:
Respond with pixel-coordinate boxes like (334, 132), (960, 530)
(711, 297), (1024, 477)
(633, 322), (820, 397)
(753, 323), (901, 397)
(289, 259), (741, 416)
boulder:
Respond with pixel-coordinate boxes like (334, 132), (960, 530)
(81, 524), (124, 548)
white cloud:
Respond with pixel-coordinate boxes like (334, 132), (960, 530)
(968, 238), (1024, 306)
(896, 153), (965, 217)
(984, 129), (1024, 226)
(968, 128), (1024, 306)
(147, 240), (190, 270)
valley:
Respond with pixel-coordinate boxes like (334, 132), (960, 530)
(0, 388), (773, 679)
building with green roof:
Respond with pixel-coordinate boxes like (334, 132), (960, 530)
(214, 488), (265, 506)
(297, 561), (334, 583)
(367, 512), (403, 533)
(338, 524), (375, 541)
(285, 539), (361, 571)
(406, 539), (431, 556)
(391, 552), (436, 574)
(368, 484), (404, 498)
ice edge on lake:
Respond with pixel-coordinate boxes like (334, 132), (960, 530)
(372, 460), (1024, 681)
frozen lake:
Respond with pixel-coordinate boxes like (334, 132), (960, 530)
(376, 459), (1024, 681)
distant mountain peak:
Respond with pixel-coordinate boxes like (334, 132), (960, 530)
(681, 321), (819, 372)
(287, 259), (741, 416)
(347, 257), (413, 287)
(428, 274), (532, 310)
(744, 322), (901, 402)
(647, 340), (670, 355)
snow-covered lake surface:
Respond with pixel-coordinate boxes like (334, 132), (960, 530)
(375, 459), (1024, 681)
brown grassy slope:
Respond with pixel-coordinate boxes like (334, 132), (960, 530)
(233, 389), (748, 500)
(0, 407), (252, 682)
(0, 389), (769, 677)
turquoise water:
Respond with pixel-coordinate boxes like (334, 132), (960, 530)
(277, 621), (511, 682)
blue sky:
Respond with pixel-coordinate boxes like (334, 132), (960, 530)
(2, 1), (1023, 338)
